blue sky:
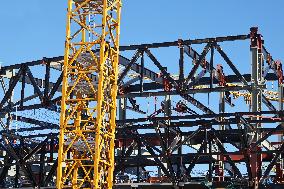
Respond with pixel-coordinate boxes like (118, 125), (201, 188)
(0, 0), (283, 66)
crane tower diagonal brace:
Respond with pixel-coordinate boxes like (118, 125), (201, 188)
(57, 0), (121, 188)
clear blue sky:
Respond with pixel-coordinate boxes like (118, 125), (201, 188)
(0, 0), (283, 67)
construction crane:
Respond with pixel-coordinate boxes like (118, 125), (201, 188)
(57, 0), (121, 188)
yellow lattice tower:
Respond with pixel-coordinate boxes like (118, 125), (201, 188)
(57, 0), (121, 188)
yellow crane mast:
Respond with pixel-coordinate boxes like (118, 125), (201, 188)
(57, 0), (121, 188)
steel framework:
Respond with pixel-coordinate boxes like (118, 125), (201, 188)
(0, 27), (283, 189)
(57, 0), (121, 188)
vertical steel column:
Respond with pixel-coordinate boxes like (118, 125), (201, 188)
(164, 95), (171, 144)
(208, 139), (213, 182)
(39, 146), (46, 187)
(119, 98), (126, 120)
(119, 98), (126, 177)
(178, 39), (184, 83)
(137, 141), (141, 182)
(177, 144), (182, 180)
(164, 95), (171, 175)
(204, 128), (212, 182)
(278, 83), (284, 133)
(20, 67), (26, 108)
(216, 91), (225, 181)
(7, 70), (15, 130)
(140, 51), (144, 93)
(250, 27), (263, 187)
(277, 84), (284, 181)
(250, 27), (263, 137)
(44, 59), (51, 105)
(50, 138), (54, 163)
(15, 164), (19, 188)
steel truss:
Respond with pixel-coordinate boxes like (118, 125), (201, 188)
(0, 27), (283, 188)
(57, 0), (121, 189)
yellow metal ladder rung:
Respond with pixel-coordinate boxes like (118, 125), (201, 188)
(99, 160), (111, 166)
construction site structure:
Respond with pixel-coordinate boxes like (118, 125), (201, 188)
(0, 3), (283, 189)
